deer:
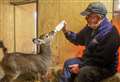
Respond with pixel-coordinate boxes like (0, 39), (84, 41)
(0, 20), (65, 82)
(0, 31), (55, 82)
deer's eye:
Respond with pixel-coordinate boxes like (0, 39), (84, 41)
(46, 34), (49, 38)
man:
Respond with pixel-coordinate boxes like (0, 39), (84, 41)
(60, 2), (120, 82)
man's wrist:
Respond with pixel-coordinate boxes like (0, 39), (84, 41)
(62, 29), (69, 33)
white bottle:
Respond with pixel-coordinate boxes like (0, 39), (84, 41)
(54, 20), (65, 33)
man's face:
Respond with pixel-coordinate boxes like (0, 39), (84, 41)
(86, 13), (102, 29)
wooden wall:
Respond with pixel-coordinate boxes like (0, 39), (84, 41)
(38, 0), (113, 66)
(0, 0), (36, 57)
(15, 3), (36, 53)
(0, 0), (14, 60)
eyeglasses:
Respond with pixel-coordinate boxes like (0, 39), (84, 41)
(85, 13), (101, 21)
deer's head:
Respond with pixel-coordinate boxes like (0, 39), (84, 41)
(32, 31), (55, 45)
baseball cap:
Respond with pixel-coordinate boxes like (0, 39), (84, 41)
(80, 2), (107, 18)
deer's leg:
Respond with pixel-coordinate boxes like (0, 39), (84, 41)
(40, 74), (50, 82)
(0, 75), (13, 82)
(11, 71), (20, 81)
(1, 71), (20, 82)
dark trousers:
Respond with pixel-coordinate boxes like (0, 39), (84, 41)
(59, 58), (116, 82)
(59, 58), (81, 82)
(77, 66), (116, 82)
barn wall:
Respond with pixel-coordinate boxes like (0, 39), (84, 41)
(0, 0), (14, 53)
(15, 3), (36, 53)
(0, 0), (36, 60)
(38, 0), (113, 66)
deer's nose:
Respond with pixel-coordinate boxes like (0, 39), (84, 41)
(32, 38), (36, 43)
(32, 38), (40, 43)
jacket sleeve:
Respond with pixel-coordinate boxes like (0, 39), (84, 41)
(64, 27), (88, 45)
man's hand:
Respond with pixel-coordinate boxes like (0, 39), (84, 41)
(62, 21), (69, 33)
(68, 64), (80, 74)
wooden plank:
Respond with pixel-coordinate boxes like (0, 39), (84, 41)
(0, 0), (15, 52)
(15, 3), (36, 53)
(10, 0), (37, 5)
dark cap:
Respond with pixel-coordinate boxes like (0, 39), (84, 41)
(80, 2), (107, 18)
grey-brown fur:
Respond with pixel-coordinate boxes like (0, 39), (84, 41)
(0, 31), (55, 82)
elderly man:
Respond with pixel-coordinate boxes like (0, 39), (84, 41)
(60, 2), (120, 82)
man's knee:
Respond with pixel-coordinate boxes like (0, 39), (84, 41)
(77, 66), (102, 82)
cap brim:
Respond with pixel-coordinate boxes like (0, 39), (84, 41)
(80, 11), (91, 16)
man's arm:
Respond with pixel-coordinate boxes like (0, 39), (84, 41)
(62, 22), (89, 45)
(63, 27), (89, 45)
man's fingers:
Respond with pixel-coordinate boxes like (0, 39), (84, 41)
(68, 64), (80, 74)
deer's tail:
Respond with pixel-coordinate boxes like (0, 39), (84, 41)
(0, 41), (8, 55)
(2, 47), (7, 55)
